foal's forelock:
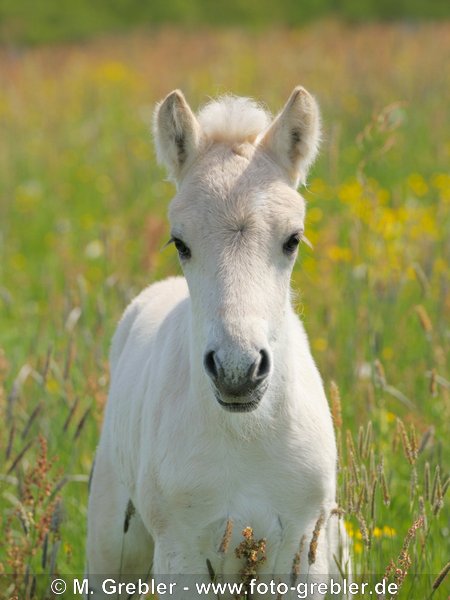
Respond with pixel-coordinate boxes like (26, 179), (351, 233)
(154, 86), (320, 187)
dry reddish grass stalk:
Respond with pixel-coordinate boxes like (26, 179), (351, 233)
(384, 516), (424, 597)
(218, 518), (233, 554)
(291, 534), (306, 585)
(308, 511), (325, 566)
(1, 436), (61, 595)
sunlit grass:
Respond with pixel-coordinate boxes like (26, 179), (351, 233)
(0, 21), (448, 598)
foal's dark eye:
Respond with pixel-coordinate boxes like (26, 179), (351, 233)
(173, 237), (191, 260)
(283, 232), (301, 255)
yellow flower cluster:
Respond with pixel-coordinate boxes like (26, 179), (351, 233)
(344, 522), (397, 554)
(304, 173), (447, 285)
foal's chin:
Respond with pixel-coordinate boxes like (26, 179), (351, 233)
(213, 385), (268, 413)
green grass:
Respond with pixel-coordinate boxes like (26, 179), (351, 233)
(0, 21), (448, 599)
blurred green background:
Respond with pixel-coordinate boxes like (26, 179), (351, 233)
(0, 0), (450, 44)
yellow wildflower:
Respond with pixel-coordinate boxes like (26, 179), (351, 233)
(313, 338), (328, 352)
(431, 172), (450, 190)
(344, 522), (354, 537)
(383, 525), (396, 538)
(386, 411), (396, 424)
(308, 207), (323, 223)
(327, 245), (352, 263)
(407, 173), (428, 197)
(46, 378), (60, 394)
(338, 180), (363, 205)
(95, 61), (131, 83)
(382, 347), (394, 360)
(373, 527), (382, 538)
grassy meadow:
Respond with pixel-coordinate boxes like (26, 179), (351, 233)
(0, 21), (449, 599)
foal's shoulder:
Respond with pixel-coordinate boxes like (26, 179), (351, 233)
(110, 276), (188, 370)
(134, 276), (188, 308)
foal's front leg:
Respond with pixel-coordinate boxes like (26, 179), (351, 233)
(87, 448), (154, 599)
(152, 534), (220, 600)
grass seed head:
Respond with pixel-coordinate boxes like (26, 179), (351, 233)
(414, 304), (433, 334)
(356, 512), (370, 549)
(430, 465), (441, 506)
(374, 359), (386, 388)
(308, 511), (325, 566)
(409, 466), (418, 504)
(418, 496), (427, 530)
(291, 533), (306, 586)
(330, 380), (343, 430)
(396, 418), (416, 465)
(218, 518), (233, 554)
(432, 561), (450, 592)
(377, 457), (391, 506)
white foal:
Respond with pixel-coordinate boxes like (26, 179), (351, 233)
(87, 87), (348, 598)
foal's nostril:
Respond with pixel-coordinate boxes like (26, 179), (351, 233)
(205, 347), (270, 395)
(248, 349), (271, 383)
(256, 349), (271, 380)
(204, 351), (219, 381)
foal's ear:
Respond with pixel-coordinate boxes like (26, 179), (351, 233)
(259, 86), (321, 187)
(153, 90), (201, 184)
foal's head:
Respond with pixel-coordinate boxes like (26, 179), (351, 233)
(154, 88), (320, 413)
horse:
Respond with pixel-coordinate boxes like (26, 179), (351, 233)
(86, 87), (348, 598)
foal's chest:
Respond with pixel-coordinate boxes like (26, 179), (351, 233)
(157, 431), (322, 532)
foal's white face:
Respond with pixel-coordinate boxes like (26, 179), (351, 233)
(154, 88), (321, 412)
(169, 145), (305, 411)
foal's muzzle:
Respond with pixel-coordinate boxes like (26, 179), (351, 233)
(203, 348), (271, 412)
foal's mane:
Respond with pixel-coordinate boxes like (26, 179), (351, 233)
(198, 96), (271, 145)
